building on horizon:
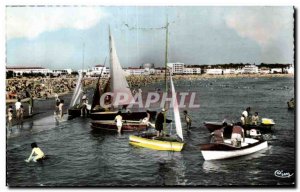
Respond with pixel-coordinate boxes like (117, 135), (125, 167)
(6, 66), (51, 76)
(168, 62), (185, 74)
(242, 64), (259, 74)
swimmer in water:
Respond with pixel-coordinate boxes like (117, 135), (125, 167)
(25, 142), (45, 163)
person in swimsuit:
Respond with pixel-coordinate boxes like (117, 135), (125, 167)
(25, 142), (45, 162)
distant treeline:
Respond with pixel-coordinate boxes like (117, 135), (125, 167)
(186, 63), (292, 69)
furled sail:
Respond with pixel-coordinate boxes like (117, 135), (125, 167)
(109, 29), (134, 106)
(70, 73), (83, 108)
(170, 76), (184, 141)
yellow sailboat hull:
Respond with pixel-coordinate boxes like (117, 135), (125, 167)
(129, 135), (184, 152)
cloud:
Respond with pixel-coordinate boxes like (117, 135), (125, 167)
(225, 7), (293, 47)
(6, 6), (107, 40)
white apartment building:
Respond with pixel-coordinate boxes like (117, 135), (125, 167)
(168, 62), (184, 74)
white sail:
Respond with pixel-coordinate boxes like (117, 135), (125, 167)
(109, 29), (134, 106)
(70, 73), (83, 107)
(170, 76), (184, 141)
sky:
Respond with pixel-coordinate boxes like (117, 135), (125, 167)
(5, 6), (294, 70)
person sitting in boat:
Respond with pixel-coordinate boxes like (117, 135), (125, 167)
(251, 112), (260, 125)
(115, 111), (123, 133)
(104, 95), (112, 111)
(155, 108), (166, 137)
(231, 122), (245, 147)
(212, 122), (226, 143)
(183, 110), (192, 130)
(121, 105), (131, 113)
(141, 110), (151, 127)
(25, 142), (45, 163)
(242, 107), (251, 125)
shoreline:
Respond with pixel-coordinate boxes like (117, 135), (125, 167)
(171, 73), (294, 80)
(6, 73), (294, 104)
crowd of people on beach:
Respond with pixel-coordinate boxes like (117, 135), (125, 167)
(6, 77), (78, 100)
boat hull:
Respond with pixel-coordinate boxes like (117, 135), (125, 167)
(90, 110), (157, 121)
(200, 138), (268, 160)
(204, 121), (274, 134)
(91, 120), (147, 132)
(129, 135), (184, 152)
(67, 108), (82, 118)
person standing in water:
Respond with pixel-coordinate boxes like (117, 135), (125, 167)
(18, 105), (24, 126)
(55, 95), (60, 116)
(7, 106), (13, 132)
(58, 100), (64, 120)
(15, 98), (22, 123)
(25, 142), (45, 162)
(183, 110), (192, 130)
(115, 111), (123, 133)
(28, 93), (34, 116)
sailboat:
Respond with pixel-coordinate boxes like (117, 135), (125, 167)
(67, 72), (85, 118)
(129, 76), (184, 151)
(129, 19), (184, 151)
(90, 28), (156, 131)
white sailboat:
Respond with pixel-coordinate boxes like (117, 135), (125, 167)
(90, 28), (156, 130)
(108, 29), (134, 107)
(129, 76), (185, 151)
(69, 72), (83, 108)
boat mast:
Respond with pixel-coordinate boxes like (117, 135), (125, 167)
(82, 41), (85, 74)
(165, 17), (169, 93)
(163, 16), (169, 131)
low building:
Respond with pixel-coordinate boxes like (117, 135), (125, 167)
(124, 67), (145, 75)
(206, 69), (223, 75)
(270, 68), (283, 74)
(222, 69), (235, 74)
(242, 65), (258, 74)
(154, 67), (166, 75)
(52, 69), (72, 76)
(183, 67), (201, 74)
(259, 68), (270, 74)
(87, 65), (109, 77)
(6, 66), (51, 76)
(285, 64), (294, 74)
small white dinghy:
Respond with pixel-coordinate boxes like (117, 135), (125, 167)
(200, 138), (268, 161)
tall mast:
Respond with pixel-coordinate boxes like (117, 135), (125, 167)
(165, 17), (169, 93)
(163, 16), (169, 131)
(82, 42), (85, 73)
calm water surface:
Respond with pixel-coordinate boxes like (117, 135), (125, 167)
(7, 77), (295, 186)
